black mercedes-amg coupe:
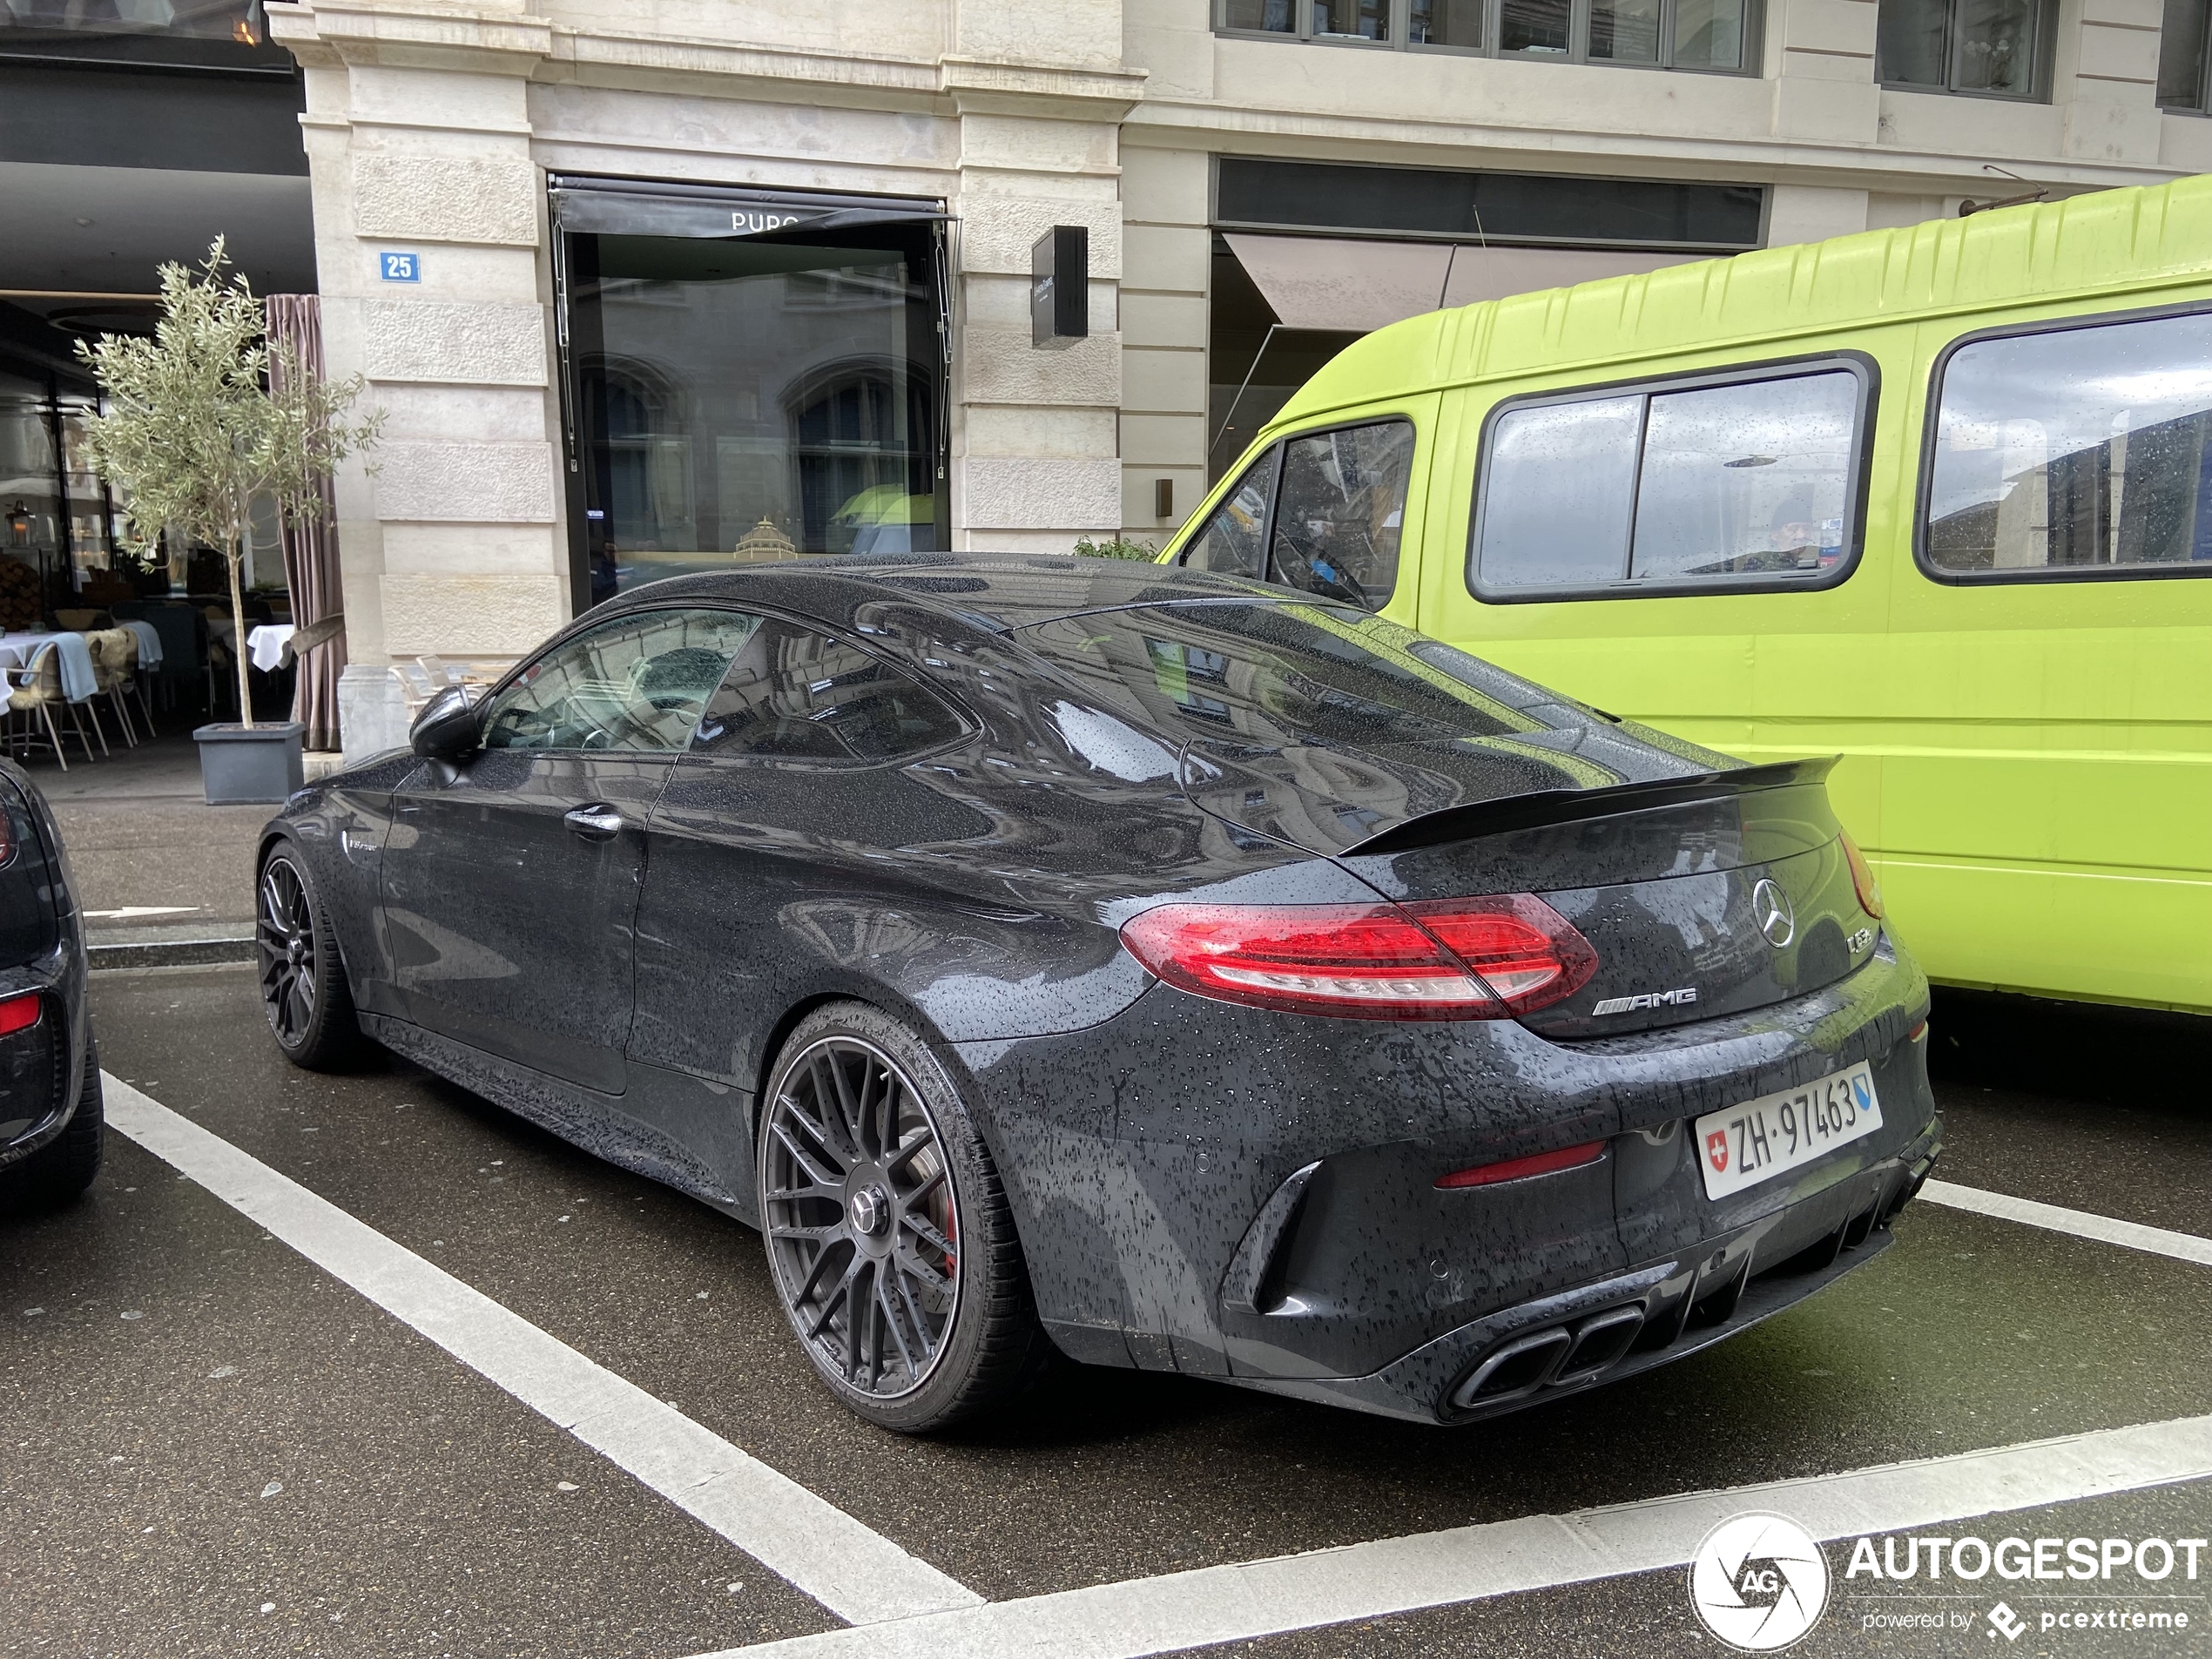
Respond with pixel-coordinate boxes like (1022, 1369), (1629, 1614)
(258, 556), (1939, 1430)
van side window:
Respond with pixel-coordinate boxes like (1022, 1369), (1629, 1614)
(1267, 420), (1416, 610)
(1924, 311), (2212, 580)
(1473, 366), (1866, 598)
(1179, 448), (1278, 577)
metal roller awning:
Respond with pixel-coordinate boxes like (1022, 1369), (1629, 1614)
(1222, 233), (1706, 332)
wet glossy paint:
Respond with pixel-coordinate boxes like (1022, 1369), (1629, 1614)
(266, 555), (1939, 1422)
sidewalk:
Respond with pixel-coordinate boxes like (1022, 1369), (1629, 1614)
(29, 730), (270, 965)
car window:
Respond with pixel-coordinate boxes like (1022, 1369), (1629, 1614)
(1021, 600), (1527, 750)
(1177, 449), (1276, 577)
(1266, 420), (1416, 610)
(1925, 309), (2212, 578)
(692, 616), (968, 763)
(479, 609), (760, 753)
(1474, 366), (1865, 597)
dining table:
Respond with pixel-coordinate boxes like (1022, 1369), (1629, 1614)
(0, 631), (98, 702)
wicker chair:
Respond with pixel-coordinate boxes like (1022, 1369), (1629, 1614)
(7, 644), (97, 770)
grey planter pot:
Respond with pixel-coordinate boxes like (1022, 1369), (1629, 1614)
(194, 721), (307, 805)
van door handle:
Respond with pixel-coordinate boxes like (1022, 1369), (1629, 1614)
(564, 803), (624, 840)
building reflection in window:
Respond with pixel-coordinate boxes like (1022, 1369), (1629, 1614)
(563, 221), (945, 607)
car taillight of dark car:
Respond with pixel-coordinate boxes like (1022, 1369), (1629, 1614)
(1117, 895), (1597, 1021)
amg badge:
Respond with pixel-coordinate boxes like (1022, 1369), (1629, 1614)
(1592, 988), (1699, 1016)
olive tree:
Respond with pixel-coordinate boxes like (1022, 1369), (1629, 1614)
(75, 240), (379, 729)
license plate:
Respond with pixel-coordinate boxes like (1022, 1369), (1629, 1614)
(1696, 1062), (1883, 1201)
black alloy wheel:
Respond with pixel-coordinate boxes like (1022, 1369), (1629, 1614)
(257, 846), (361, 1071)
(759, 1004), (1049, 1432)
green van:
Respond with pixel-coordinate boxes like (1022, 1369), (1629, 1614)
(1165, 174), (2212, 1016)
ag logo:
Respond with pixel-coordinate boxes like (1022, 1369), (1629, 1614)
(1689, 1512), (1830, 1651)
(1706, 1128), (1731, 1174)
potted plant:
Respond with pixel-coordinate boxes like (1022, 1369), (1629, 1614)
(76, 239), (379, 804)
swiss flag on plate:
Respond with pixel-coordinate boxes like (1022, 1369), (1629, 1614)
(1706, 1129), (1730, 1174)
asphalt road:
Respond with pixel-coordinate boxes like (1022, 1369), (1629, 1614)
(4, 969), (2209, 1659)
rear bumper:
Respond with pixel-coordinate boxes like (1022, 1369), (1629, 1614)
(0, 939), (90, 1172)
(1232, 1123), (1942, 1425)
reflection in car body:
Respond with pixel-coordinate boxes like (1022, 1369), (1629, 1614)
(260, 555), (1939, 1431)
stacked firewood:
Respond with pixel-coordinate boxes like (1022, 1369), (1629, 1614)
(0, 556), (42, 631)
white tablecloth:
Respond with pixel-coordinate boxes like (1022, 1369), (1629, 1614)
(247, 624), (296, 672)
(0, 632), (98, 702)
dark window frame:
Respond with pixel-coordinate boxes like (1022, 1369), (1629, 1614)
(1874, 0), (2054, 102)
(1914, 300), (2212, 590)
(2159, 0), (2212, 112)
(1214, 0), (1765, 76)
(1177, 412), (1423, 611)
(1466, 350), (1880, 605)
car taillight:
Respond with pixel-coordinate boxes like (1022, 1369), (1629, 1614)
(1116, 894), (1597, 1022)
(1436, 1139), (1607, 1189)
(0, 991), (41, 1035)
(1402, 895), (1600, 1015)
(1841, 833), (1885, 920)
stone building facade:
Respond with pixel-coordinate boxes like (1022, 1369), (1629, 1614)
(262, 0), (2212, 759)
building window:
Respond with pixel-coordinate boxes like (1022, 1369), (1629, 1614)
(1471, 362), (1871, 600)
(552, 179), (948, 614)
(1922, 310), (2212, 583)
(2159, 0), (2211, 111)
(1217, 0), (1757, 69)
(1875, 0), (2047, 98)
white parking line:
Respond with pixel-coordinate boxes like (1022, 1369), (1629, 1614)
(100, 1074), (983, 1629)
(1922, 1179), (2212, 1269)
(699, 1413), (2212, 1659)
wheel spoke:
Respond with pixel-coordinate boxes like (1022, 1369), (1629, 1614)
(770, 1116), (846, 1190)
(877, 1275), (920, 1380)
(900, 1208), (954, 1258)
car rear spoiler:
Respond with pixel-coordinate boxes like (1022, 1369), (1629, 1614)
(1339, 756), (1842, 857)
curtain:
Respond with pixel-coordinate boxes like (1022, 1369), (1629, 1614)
(264, 293), (346, 751)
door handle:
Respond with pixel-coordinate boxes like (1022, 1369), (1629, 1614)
(564, 803), (625, 840)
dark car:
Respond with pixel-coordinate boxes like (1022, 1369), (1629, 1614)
(258, 556), (1939, 1431)
(0, 757), (100, 1207)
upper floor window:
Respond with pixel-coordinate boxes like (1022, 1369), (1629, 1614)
(1216, 0), (1757, 70)
(1922, 310), (2212, 583)
(1472, 363), (1870, 600)
(2158, 0), (2212, 112)
(1875, 0), (2047, 98)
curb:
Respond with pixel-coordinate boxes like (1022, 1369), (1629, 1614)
(89, 936), (258, 971)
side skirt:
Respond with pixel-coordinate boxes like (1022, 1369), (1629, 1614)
(361, 1013), (756, 1224)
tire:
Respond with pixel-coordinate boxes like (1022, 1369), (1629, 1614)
(257, 842), (362, 1072)
(757, 1002), (1050, 1433)
(5, 1037), (104, 1207)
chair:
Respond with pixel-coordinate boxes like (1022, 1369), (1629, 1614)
(6, 645), (96, 770)
(113, 603), (202, 715)
(84, 629), (140, 748)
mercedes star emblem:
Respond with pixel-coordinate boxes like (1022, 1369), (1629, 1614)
(1750, 878), (1795, 948)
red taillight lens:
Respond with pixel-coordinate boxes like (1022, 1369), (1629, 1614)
(1841, 833), (1885, 921)
(1405, 895), (1600, 1015)
(0, 991), (42, 1035)
(1436, 1139), (1607, 1190)
(1117, 894), (1597, 1022)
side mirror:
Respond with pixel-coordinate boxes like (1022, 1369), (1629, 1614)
(410, 685), (482, 761)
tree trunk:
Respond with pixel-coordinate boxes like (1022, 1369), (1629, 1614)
(227, 542), (254, 731)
